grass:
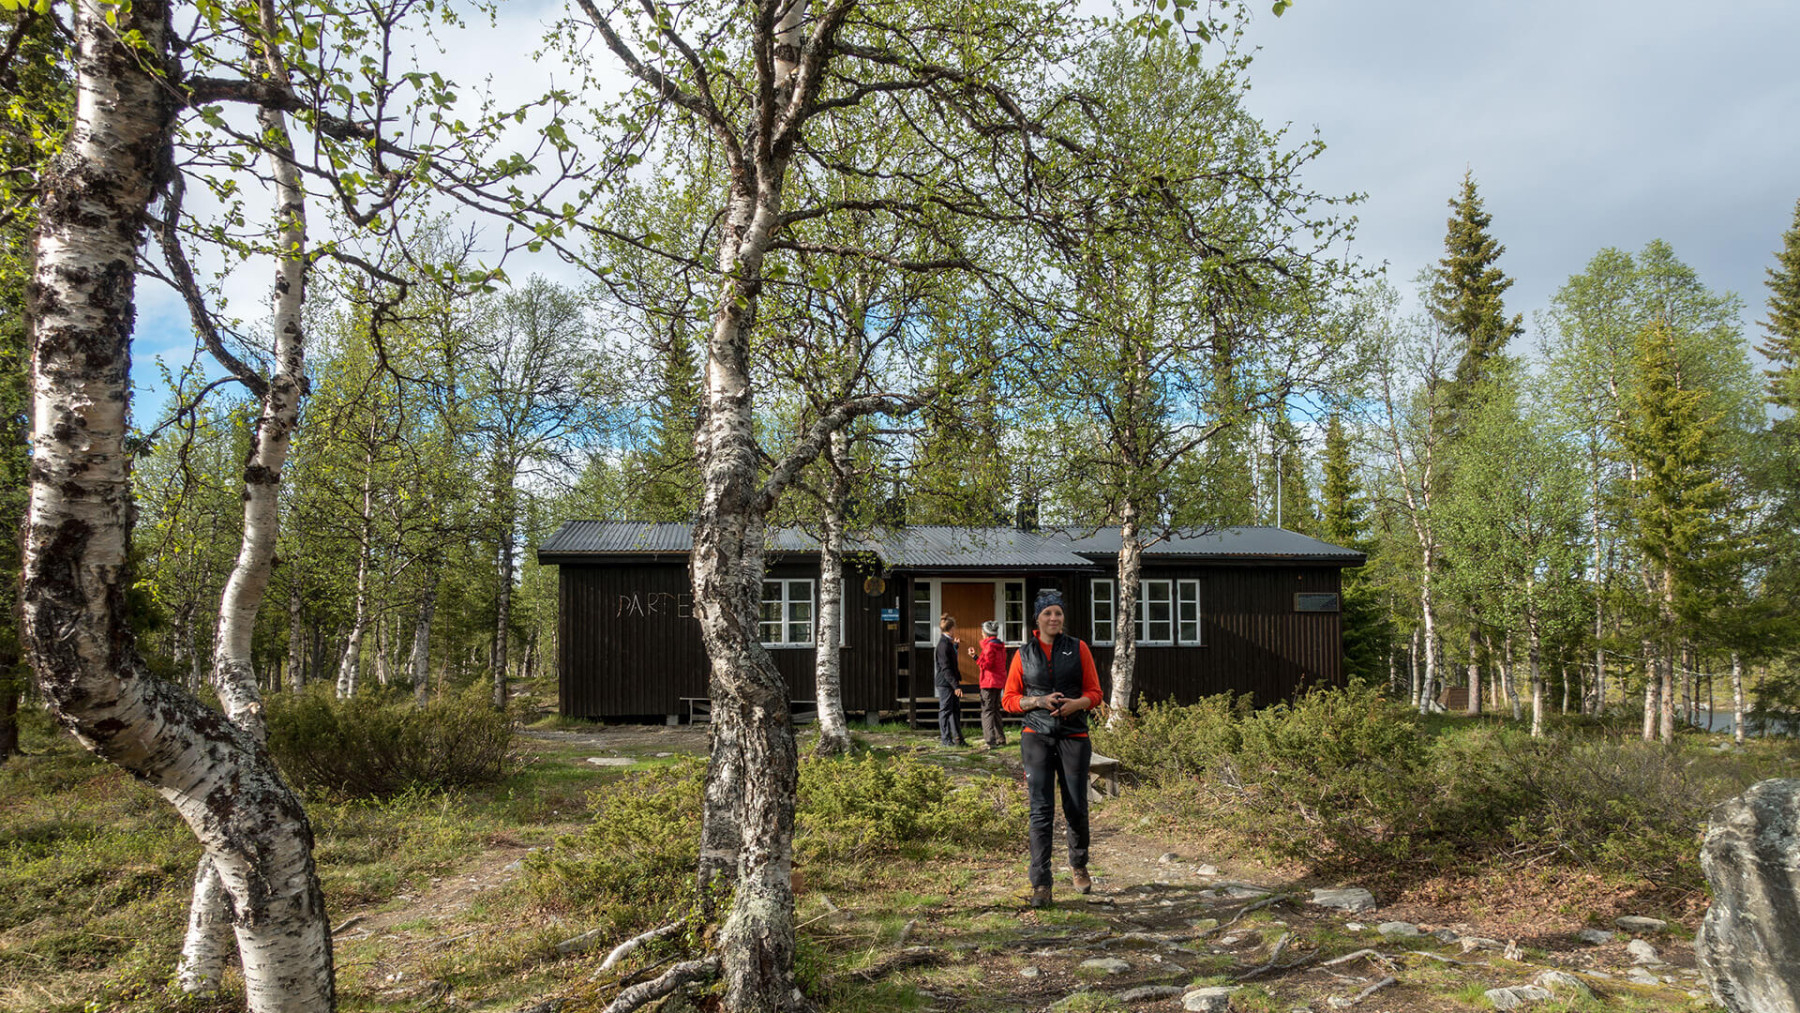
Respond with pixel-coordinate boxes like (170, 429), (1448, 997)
(2, 695), (1776, 1012)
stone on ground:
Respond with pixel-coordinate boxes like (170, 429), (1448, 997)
(1484, 985), (1553, 1010)
(1533, 970), (1594, 999)
(1116, 985), (1184, 1001)
(1626, 938), (1663, 965)
(1696, 778), (1800, 1013)
(1079, 957), (1131, 974)
(1575, 928), (1614, 945)
(1183, 986), (1241, 1012)
(1615, 915), (1667, 933)
(1018, 966), (1040, 979)
(1309, 887), (1377, 912)
(1376, 921), (1421, 938)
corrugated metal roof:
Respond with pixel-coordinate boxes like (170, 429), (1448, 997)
(1062, 526), (1366, 563)
(538, 520), (1363, 566)
(870, 525), (1101, 570)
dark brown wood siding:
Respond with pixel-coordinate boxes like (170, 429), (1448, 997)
(559, 558), (1346, 718)
(557, 557), (906, 718)
(1085, 563), (1344, 708)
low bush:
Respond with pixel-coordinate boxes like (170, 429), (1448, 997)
(266, 682), (515, 797)
(527, 749), (1027, 932)
(523, 758), (705, 933)
(797, 752), (1024, 862)
(1096, 684), (1773, 887)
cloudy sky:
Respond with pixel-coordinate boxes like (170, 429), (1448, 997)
(1233, 0), (1800, 348)
(131, 0), (1800, 404)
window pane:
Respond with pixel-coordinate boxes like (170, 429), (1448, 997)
(760, 619), (781, 642)
(913, 581), (932, 642)
(1178, 581), (1200, 645)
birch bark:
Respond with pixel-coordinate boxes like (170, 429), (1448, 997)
(177, 10), (311, 984)
(24, 4), (332, 1008)
(1107, 502), (1143, 724)
(812, 430), (852, 756)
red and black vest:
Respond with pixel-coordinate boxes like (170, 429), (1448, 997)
(1019, 633), (1088, 737)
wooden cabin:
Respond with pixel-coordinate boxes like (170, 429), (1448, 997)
(536, 521), (1366, 722)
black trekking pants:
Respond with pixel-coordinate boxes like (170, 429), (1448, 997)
(1021, 731), (1091, 887)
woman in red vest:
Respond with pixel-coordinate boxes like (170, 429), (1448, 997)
(1003, 588), (1102, 908)
(973, 619), (1009, 749)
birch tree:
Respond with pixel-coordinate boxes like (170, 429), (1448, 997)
(20, 3), (335, 1007)
(528, 0), (1142, 1006)
(1027, 33), (1353, 723)
(1363, 281), (1457, 714)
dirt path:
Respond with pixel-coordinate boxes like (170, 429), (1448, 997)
(338, 726), (1716, 1011)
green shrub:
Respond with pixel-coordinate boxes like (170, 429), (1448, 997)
(1497, 737), (1712, 888)
(523, 758), (705, 932)
(1091, 694), (1248, 779)
(1214, 684), (1435, 865)
(266, 682), (515, 797)
(797, 752), (1024, 862)
(527, 750), (1026, 931)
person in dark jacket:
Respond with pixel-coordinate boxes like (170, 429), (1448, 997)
(933, 614), (968, 746)
(1003, 588), (1102, 907)
(975, 619), (1009, 749)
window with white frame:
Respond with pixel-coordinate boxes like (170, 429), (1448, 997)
(1002, 581), (1026, 643)
(1138, 579), (1174, 645)
(1090, 579), (1115, 645)
(1177, 579), (1202, 646)
(912, 581), (934, 645)
(760, 580), (815, 647)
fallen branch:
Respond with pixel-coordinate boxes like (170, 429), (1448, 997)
(599, 922), (685, 972)
(1344, 976), (1398, 1004)
(1322, 948), (1384, 968)
(1232, 932), (1293, 981)
(1406, 950), (1490, 967)
(601, 956), (720, 1013)
(821, 946), (943, 986)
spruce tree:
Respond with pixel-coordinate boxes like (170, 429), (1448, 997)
(1430, 172), (1524, 412)
(1762, 199), (1800, 412)
(1320, 412), (1363, 546)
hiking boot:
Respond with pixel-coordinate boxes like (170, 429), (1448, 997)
(1071, 868), (1092, 894)
(1031, 885), (1053, 908)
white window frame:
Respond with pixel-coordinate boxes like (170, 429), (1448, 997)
(1138, 579), (1174, 646)
(1090, 579), (1115, 646)
(913, 579), (937, 646)
(1177, 579), (1202, 646)
(1001, 581), (1026, 645)
(761, 579), (816, 648)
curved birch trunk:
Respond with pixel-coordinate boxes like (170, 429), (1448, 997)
(1106, 506), (1142, 726)
(493, 488), (515, 708)
(177, 63), (311, 993)
(287, 581), (306, 694)
(25, 5), (333, 1008)
(692, 106), (804, 1008)
(811, 431), (852, 757)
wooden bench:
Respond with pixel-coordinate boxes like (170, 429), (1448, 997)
(1088, 752), (1120, 796)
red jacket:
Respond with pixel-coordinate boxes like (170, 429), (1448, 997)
(977, 636), (1008, 689)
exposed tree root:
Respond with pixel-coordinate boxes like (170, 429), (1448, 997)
(821, 946), (943, 987)
(600, 921), (685, 972)
(601, 956), (720, 1013)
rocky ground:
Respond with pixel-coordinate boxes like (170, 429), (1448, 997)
(337, 724), (1718, 1012)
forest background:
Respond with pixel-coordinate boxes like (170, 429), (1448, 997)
(3, 0), (1800, 1011)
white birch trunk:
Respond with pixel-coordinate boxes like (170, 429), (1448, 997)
(492, 468), (516, 709)
(1466, 641), (1481, 716)
(1527, 620), (1545, 739)
(336, 454), (375, 698)
(1731, 651), (1745, 745)
(1500, 632), (1520, 720)
(1641, 637), (1658, 742)
(24, 6), (333, 1008)
(811, 431), (852, 756)
(178, 41), (311, 989)
(1106, 503), (1143, 726)
(287, 582), (306, 695)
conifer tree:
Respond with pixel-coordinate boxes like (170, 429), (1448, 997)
(1319, 410), (1390, 684)
(1430, 172), (1524, 416)
(1758, 198), (1800, 407)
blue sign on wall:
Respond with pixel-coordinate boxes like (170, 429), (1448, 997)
(880, 608), (901, 622)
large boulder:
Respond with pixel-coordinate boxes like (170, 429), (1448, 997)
(1696, 778), (1800, 1013)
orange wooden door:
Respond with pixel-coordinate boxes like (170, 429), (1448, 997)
(939, 582), (994, 685)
